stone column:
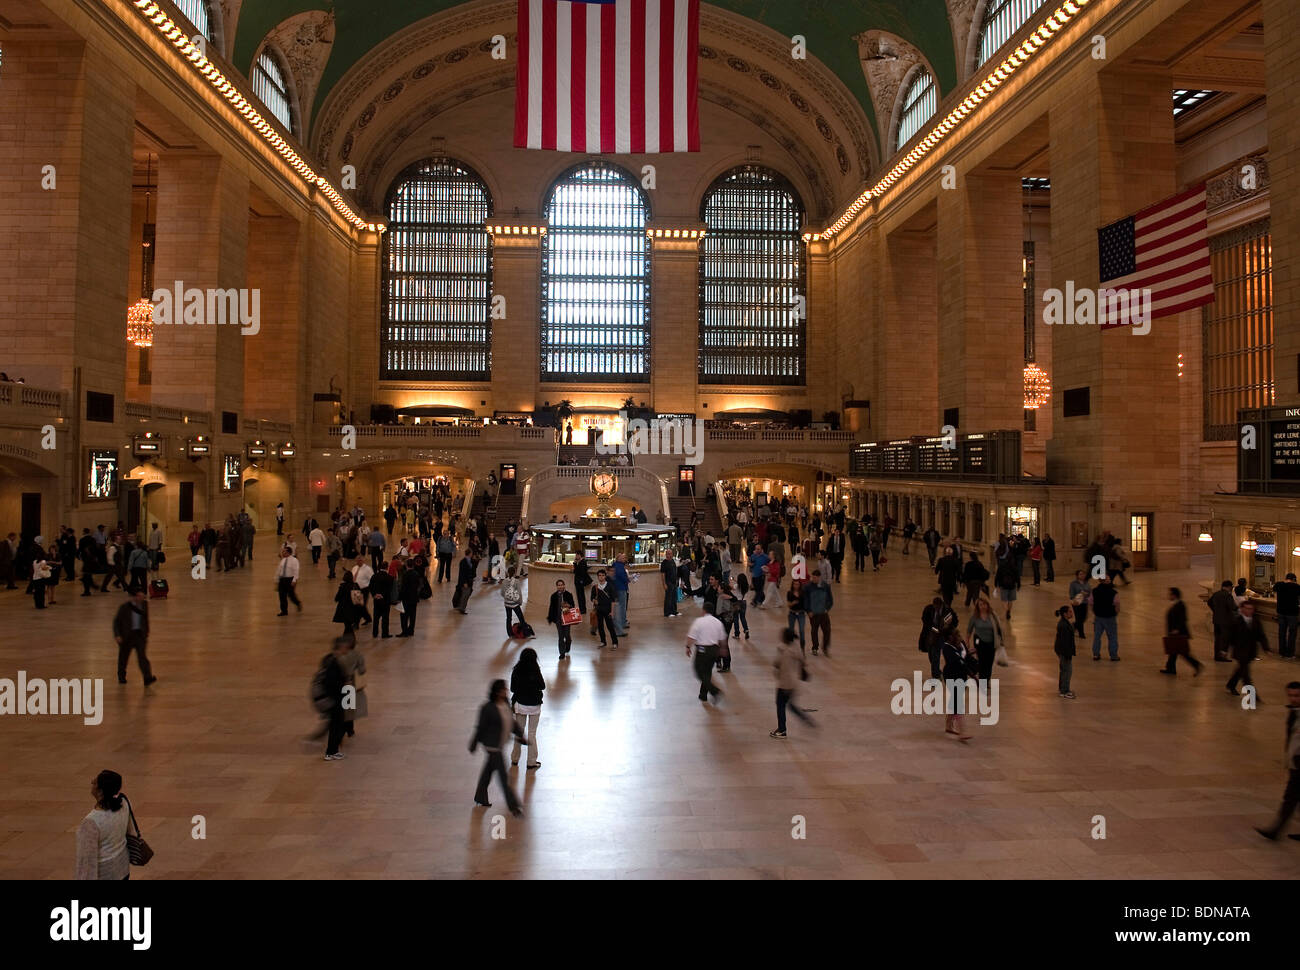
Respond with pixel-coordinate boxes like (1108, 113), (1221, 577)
(490, 232), (541, 412)
(1264, 0), (1300, 403)
(650, 232), (700, 414)
(876, 225), (939, 438)
(1046, 67), (1184, 567)
(150, 152), (249, 417)
(936, 172), (1024, 434)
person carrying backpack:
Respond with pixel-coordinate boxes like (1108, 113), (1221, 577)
(311, 637), (352, 761)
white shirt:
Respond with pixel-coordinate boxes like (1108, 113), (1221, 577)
(309, 528), (325, 548)
(75, 807), (129, 881)
(354, 563), (374, 589)
(276, 556), (300, 581)
(687, 614), (727, 649)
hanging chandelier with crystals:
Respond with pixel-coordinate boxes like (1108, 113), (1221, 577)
(1023, 362), (1051, 410)
(127, 153), (156, 349)
(127, 298), (154, 348)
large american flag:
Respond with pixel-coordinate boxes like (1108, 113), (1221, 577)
(1096, 183), (1214, 327)
(514, 0), (700, 153)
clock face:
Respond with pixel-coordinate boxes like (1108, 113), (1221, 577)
(592, 473), (617, 496)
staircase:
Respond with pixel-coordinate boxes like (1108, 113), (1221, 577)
(558, 443), (597, 465)
(667, 484), (724, 536)
(493, 493), (525, 528)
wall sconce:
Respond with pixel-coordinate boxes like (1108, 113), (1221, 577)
(246, 440), (269, 464)
(185, 435), (211, 460)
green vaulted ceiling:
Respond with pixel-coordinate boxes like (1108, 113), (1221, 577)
(232, 0), (959, 138)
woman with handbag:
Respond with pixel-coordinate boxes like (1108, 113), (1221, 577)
(333, 573), (360, 635)
(966, 597), (1003, 683)
(76, 769), (135, 879)
(509, 648), (546, 769)
(546, 579), (577, 659)
(940, 629), (976, 741)
(338, 637), (368, 738)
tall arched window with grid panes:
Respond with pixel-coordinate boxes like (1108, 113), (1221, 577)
(174, 0), (217, 46)
(252, 47), (295, 134)
(698, 166), (806, 386)
(541, 163), (650, 383)
(895, 68), (937, 152)
(381, 160), (494, 382)
(976, 0), (1049, 68)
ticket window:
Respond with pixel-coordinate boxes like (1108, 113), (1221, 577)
(678, 466), (695, 497)
(500, 464), (517, 495)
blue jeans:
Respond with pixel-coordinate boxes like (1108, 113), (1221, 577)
(731, 600), (749, 636)
(1278, 613), (1298, 658)
(786, 611), (805, 648)
(1092, 615), (1119, 659)
(615, 588), (629, 633)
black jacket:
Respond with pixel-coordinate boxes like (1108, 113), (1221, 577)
(935, 555), (961, 589)
(546, 589), (574, 625)
(574, 559), (591, 588)
(112, 601), (149, 640)
(592, 583), (614, 616)
(399, 568), (422, 603)
(1166, 600), (1189, 637)
(1054, 617), (1076, 657)
(457, 556), (475, 587)
(470, 700), (524, 752)
(1229, 615), (1270, 662)
(510, 664), (546, 707)
(962, 560), (989, 584)
(370, 571), (395, 602)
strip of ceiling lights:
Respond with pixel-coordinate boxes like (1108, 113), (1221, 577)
(807, 0), (1094, 243)
(126, 0), (385, 234)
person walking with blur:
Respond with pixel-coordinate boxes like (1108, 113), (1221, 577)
(1160, 587), (1201, 676)
(112, 590), (157, 687)
(962, 552), (989, 607)
(966, 597), (1004, 684)
(687, 601), (726, 703)
(1255, 681), (1300, 841)
(941, 628), (974, 741)
(470, 679), (525, 816)
(1069, 570), (1091, 638)
(786, 578), (807, 652)
(509, 648), (545, 769)
(770, 628), (816, 739)
(1227, 600), (1271, 698)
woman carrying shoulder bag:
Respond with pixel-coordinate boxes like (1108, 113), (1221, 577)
(76, 769), (148, 879)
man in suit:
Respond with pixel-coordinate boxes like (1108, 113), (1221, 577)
(827, 528), (846, 582)
(1207, 579), (1238, 662)
(1227, 600), (1271, 697)
(370, 562), (394, 638)
(112, 590), (157, 687)
(1042, 534), (1057, 582)
(660, 548), (679, 618)
(1256, 681), (1300, 841)
(454, 550), (475, 614)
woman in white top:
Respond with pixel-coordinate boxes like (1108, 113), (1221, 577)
(75, 769), (130, 880)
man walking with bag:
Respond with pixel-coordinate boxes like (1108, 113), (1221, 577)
(112, 590), (157, 687)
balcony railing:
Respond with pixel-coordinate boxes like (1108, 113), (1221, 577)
(705, 429), (856, 443)
(0, 383), (66, 410)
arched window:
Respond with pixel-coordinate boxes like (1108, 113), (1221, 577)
(541, 163), (650, 383)
(698, 166), (806, 386)
(381, 160), (493, 382)
(977, 0), (1048, 68)
(895, 69), (937, 152)
(252, 47), (294, 134)
(174, 0), (216, 44)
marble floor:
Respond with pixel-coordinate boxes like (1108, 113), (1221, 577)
(2, 541), (1298, 880)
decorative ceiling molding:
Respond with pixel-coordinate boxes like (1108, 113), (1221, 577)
(855, 30), (930, 160)
(267, 10), (336, 135)
(218, 0), (244, 60)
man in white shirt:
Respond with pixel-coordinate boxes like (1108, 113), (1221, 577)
(147, 523), (164, 571)
(309, 525), (326, 565)
(685, 602), (728, 703)
(275, 546), (302, 615)
(352, 558), (375, 625)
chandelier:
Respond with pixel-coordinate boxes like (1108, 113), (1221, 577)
(1023, 362), (1051, 410)
(127, 299), (154, 348)
(127, 153), (155, 349)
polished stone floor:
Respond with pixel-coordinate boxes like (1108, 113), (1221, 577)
(2, 540), (1298, 880)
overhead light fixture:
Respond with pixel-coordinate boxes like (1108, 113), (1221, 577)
(1240, 538), (1257, 551)
(128, 153), (156, 348)
(1197, 532), (1212, 542)
(1023, 363), (1051, 410)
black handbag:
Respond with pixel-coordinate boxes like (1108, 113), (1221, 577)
(122, 795), (154, 867)
(156, 551), (166, 565)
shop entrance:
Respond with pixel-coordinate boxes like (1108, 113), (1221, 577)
(1129, 514), (1152, 569)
